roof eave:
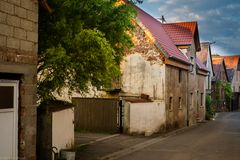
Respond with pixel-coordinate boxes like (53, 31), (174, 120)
(169, 56), (191, 65)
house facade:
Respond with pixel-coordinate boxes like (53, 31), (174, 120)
(0, 0), (38, 159)
(163, 22), (208, 124)
(119, 6), (209, 135)
(197, 42), (215, 95)
(221, 56), (240, 111)
(212, 56), (229, 111)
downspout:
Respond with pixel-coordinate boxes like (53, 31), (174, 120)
(38, 0), (52, 13)
(187, 69), (189, 126)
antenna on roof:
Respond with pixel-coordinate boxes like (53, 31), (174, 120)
(158, 15), (166, 23)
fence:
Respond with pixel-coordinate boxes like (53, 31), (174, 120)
(73, 98), (120, 133)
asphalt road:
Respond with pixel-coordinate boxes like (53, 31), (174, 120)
(118, 112), (240, 160)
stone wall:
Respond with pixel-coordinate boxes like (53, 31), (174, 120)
(187, 42), (198, 126)
(165, 65), (188, 131)
(212, 63), (228, 111)
(196, 74), (206, 122)
(0, 0), (38, 159)
(121, 24), (165, 100)
(0, 0), (38, 64)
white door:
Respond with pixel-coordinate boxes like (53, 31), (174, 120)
(0, 80), (18, 159)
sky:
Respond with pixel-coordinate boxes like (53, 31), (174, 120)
(137, 0), (240, 56)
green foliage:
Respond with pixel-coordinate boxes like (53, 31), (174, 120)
(38, 0), (138, 102)
(205, 95), (214, 120)
(223, 82), (233, 110)
(213, 80), (221, 107)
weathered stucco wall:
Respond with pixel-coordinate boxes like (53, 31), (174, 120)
(52, 108), (74, 151)
(121, 24), (165, 100)
(232, 70), (240, 92)
(0, 0), (38, 159)
(124, 101), (166, 135)
(121, 54), (165, 99)
(196, 74), (206, 122)
(206, 50), (213, 92)
(165, 65), (188, 130)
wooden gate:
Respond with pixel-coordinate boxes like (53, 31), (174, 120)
(73, 98), (120, 133)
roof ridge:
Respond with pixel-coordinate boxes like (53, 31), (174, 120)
(134, 5), (190, 64)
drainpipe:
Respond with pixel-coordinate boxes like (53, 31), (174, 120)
(187, 71), (189, 126)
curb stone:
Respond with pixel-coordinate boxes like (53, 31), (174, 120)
(99, 123), (203, 160)
(77, 134), (120, 148)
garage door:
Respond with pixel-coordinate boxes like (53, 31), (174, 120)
(0, 81), (18, 159)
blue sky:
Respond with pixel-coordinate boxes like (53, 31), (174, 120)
(137, 0), (240, 55)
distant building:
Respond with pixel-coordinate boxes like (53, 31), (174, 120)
(221, 56), (240, 111)
(197, 42), (215, 95)
(163, 22), (208, 124)
(211, 56), (229, 111)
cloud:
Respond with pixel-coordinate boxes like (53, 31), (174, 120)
(226, 4), (240, 10)
(141, 0), (240, 55)
(207, 9), (221, 16)
(147, 0), (160, 3)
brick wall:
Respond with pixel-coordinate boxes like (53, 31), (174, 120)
(0, 0), (38, 159)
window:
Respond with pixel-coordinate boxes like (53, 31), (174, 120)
(178, 97), (182, 109)
(0, 86), (14, 109)
(190, 93), (193, 108)
(179, 69), (182, 83)
(201, 93), (203, 106)
(190, 56), (194, 63)
(169, 97), (173, 110)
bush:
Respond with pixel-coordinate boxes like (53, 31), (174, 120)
(206, 95), (214, 120)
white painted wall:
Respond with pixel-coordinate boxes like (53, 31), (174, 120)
(121, 54), (165, 99)
(52, 108), (74, 150)
(206, 50), (213, 91)
(124, 101), (166, 135)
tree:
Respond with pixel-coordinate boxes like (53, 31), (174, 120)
(223, 82), (233, 111)
(38, 0), (142, 102)
(214, 80), (222, 110)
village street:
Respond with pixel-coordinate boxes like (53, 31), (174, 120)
(76, 112), (240, 160)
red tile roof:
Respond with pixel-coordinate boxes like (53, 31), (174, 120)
(212, 56), (227, 81)
(212, 56), (223, 65)
(162, 23), (193, 45)
(134, 6), (190, 64)
(174, 22), (197, 36)
(163, 22), (201, 51)
(196, 57), (208, 72)
(221, 56), (240, 82)
(221, 56), (240, 70)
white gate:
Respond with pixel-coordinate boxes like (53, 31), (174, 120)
(0, 80), (18, 159)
